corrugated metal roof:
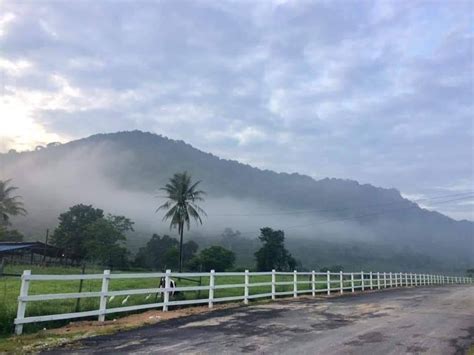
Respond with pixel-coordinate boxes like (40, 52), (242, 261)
(0, 243), (35, 253)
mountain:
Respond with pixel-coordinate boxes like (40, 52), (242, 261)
(1, 131), (472, 272)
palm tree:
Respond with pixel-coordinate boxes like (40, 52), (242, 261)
(157, 172), (206, 272)
(0, 179), (27, 226)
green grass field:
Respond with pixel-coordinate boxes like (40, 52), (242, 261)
(0, 264), (362, 336)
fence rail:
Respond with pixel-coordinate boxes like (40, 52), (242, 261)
(14, 269), (473, 335)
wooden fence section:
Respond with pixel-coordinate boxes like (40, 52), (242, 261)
(14, 270), (473, 335)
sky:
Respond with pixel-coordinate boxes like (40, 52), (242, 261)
(0, 0), (473, 220)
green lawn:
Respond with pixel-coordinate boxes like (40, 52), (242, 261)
(0, 265), (364, 336)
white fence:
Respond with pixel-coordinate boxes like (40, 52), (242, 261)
(14, 269), (473, 335)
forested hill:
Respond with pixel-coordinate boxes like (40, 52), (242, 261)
(1, 130), (472, 270)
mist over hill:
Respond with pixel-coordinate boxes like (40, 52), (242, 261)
(1, 131), (472, 272)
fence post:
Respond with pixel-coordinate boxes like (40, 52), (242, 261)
(400, 273), (403, 287)
(327, 270), (331, 295)
(272, 269), (276, 300)
(209, 270), (215, 308)
(361, 271), (365, 291)
(14, 270), (31, 335)
(293, 270), (298, 298)
(377, 272), (381, 290)
(163, 269), (171, 311)
(351, 273), (355, 293)
(244, 269), (249, 304)
(369, 272), (373, 290)
(339, 271), (343, 294)
(311, 270), (316, 297)
(384, 272), (387, 288)
(98, 269), (110, 322)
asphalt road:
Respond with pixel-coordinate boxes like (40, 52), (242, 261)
(46, 285), (474, 354)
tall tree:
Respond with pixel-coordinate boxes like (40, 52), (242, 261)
(0, 179), (27, 227)
(51, 204), (133, 265)
(193, 246), (235, 272)
(157, 172), (206, 272)
(134, 234), (198, 270)
(51, 204), (104, 259)
(255, 227), (297, 271)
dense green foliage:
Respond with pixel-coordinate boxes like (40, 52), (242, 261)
(255, 227), (297, 271)
(51, 204), (133, 267)
(0, 226), (24, 242)
(133, 234), (198, 270)
(157, 172), (206, 272)
(189, 246), (235, 271)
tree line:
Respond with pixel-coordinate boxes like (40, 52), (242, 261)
(0, 174), (298, 272)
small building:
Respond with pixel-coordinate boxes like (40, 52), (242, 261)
(0, 241), (65, 266)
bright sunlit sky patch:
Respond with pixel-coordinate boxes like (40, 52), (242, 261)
(0, 0), (473, 220)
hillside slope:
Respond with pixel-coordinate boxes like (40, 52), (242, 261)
(1, 131), (472, 270)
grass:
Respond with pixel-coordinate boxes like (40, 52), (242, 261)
(0, 264), (364, 338)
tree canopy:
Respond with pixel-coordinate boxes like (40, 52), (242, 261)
(255, 227), (297, 271)
(157, 171), (206, 271)
(134, 234), (198, 271)
(191, 246), (235, 272)
(51, 204), (133, 266)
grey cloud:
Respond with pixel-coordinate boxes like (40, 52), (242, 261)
(1, 0), (473, 219)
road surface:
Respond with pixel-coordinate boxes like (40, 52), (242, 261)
(45, 285), (474, 354)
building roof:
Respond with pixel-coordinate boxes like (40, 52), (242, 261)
(0, 243), (35, 253)
(0, 242), (64, 256)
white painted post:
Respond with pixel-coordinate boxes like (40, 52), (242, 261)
(293, 270), (297, 298)
(98, 269), (110, 321)
(327, 270), (331, 295)
(389, 272), (393, 287)
(209, 270), (215, 308)
(400, 273), (403, 287)
(339, 271), (343, 294)
(361, 271), (365, 291)
(15, 270), (31, 335)
(271, 269), (276, 300)
(163, 269), (171, 311)
(384, 272), (387, 288)
(377, 272), (381, 290)
(410, 273), (413, 286)
(244, 269), (249, 305)
(405, 273), (408, 287)
(369, 272), (373, 290)
(311, 270), (316, 297)
(351, 272), (355, 293)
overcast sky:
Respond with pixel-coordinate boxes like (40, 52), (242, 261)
(0, 0), (473, 220)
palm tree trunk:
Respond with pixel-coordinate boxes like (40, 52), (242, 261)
(178, 222), (184, 272)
